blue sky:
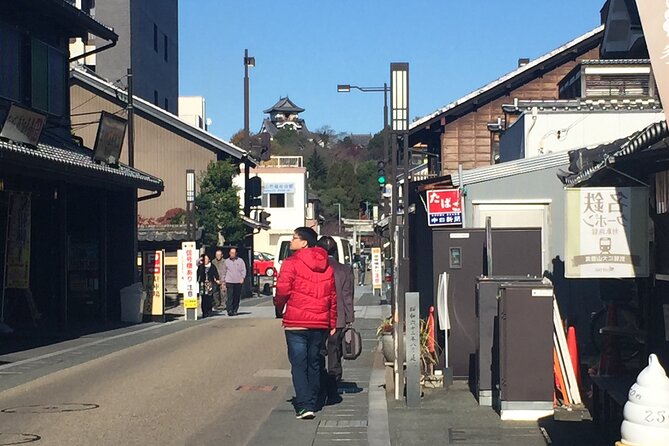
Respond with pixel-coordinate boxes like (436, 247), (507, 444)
(179, 1), (606, 141)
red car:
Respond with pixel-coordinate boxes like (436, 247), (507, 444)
(253, 251), (276, 277)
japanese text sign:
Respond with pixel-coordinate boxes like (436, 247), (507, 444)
(142, 250), (165, 317)
(426, 189), (462, 227)
(182, 242), (198, 310)
(565, 187), (648, 278)
(371, 247), (382, 290)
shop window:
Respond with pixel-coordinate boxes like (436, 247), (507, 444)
(30, 39), (65, 116)
(0, 24), (21, 101)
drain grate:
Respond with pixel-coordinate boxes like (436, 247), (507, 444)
(235, 385), (278, 392)
(2, 403), (99, 414)
(319, 420), (368, 428)
(449, 427), (548, 444)
(0, 433), (41, 445)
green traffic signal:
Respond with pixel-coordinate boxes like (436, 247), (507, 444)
(378, 175), (386, 185)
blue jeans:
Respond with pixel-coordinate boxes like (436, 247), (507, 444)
(285, 329), (327, 412)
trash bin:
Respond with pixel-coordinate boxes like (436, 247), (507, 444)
(120, 282), (145, 323)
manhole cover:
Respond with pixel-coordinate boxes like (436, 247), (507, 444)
(2, 403), (99, 414)
(0, 433), (41, 445)
(235, 385), (278, 392)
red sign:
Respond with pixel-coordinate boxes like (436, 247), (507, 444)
(426, 189), (462, 226)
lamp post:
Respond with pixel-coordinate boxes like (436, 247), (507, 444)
(390, 62), (409, 402)
(186, 169), (196, 241)
(336, 82), (393, 302)
(243, 49), (256, 296)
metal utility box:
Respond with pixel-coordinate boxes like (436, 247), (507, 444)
(430, 228), (542, 379)
(496, 280), (554, 420)
(475, 276), (541, 406)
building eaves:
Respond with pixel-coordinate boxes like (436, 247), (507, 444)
(580, 58), (650, 65)
(0, 138), (163, 191)
(563, 120), (669, 186)
(410, 25), (605, 132)
(263, 97), (305, 114)
(450, 151), (571, 187)
(70, 67), (248, 161)
(502, 98), (661, 114)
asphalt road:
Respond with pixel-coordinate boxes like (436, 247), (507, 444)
(0, 316), (292, 446)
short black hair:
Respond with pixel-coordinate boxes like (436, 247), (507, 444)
(317, 235), (337, 256)
(294, 227), (318, 247)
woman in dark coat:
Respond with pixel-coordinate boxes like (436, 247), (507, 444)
(197, 254), (220, 317)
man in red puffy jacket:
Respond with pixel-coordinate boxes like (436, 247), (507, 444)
(274, 227), (337, 420)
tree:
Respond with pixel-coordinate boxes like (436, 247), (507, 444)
(195, 160), (245, 246)
(314, 125), (336, 149)
(306, 148), (328, 190)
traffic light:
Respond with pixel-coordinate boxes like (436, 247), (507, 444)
(377, 161), (386, 187)
(247, 176), (262, 207)
(259, 211), (271, 227)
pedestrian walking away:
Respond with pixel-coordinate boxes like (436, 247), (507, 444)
(224, 247), (246, 316)
(211, 249), (227, 311)
(274, 227), (337, 420)
(197, 254), (219, 318)
(317, 235), (354, 405)
(357, 253), (367, 286)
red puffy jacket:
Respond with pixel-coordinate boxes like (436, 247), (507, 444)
(274, 247), (337, 329)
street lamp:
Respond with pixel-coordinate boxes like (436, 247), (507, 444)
(336, 82), (393, 295)
(243, 49), (256, 296)
(186, 169), (196, 241)
(390, 62), (409, 403)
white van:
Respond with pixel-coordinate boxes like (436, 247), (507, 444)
(274, 234), (353, 276)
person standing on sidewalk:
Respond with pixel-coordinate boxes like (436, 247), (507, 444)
(211, 249), (227, 311)
(317, 236), (354, 403)
(197, 254), (219, 318)
(357, 253), (367, 286)
(275, 227), (337, 420)
(224, 247), (246, 316)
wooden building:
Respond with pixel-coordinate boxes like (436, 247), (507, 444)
(70, 67), (248, 220)
(409, 26), (604, 176)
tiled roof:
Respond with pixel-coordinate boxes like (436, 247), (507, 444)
(264, 97), (305, 114)
(0, 138), (163, 191)
(138, 225), (201, 242)
(410, 25), (605, 132)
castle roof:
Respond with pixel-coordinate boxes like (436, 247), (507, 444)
(264, 97), (305, 114)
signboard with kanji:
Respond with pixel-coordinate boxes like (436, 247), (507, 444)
(565, 187), (649, 278)
(426, 189), (462, 227)
(371, 247), (382, 291)
(181, 242), (198, 316)
(142, 250), (165, 318)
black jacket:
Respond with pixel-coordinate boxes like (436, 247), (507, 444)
(197, 263), (219, 288)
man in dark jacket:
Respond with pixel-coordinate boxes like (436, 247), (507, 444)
(274, 227), (337, 420)
(317, 236), (354, 400)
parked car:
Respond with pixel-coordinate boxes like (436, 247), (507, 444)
(253, 251), (276, 277)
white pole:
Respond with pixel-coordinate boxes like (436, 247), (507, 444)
(458, 164), (466, 228)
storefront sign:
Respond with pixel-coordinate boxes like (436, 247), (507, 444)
(636, 0), (669, 124)
(426, 189), (462, 226)
(93, 111), (126, 165)
(181, 242), (198, 316)
(6, 192), (31, 289)
(176, 249), (185, 294)
(0, 104), (46, 146)
(565, 187), (649, 278)
(262, 183), (295, 194)
(371, 247), (382, 291)
(142, 250), (165, 318)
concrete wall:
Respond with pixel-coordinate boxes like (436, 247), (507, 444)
(500, 110), (665, 162)
(92, 0), (178, 114)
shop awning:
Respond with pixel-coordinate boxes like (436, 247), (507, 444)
(0, 138), (163, 191)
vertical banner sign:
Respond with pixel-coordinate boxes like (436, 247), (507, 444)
(426, 189), (462, 226)
(176, 249), (185, 295)
(565, 187), (649, 278)
(636, 0), (669, 124)
(371, 247), (382, 291)
(182, 242), (198, 319)
(6, 192), (31, 289)
(142, 250), (165, 318)
(405, 292), (421, 407)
